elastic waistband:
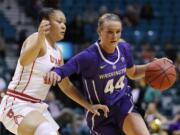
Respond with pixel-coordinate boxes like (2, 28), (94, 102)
(6, 89), (41, 103)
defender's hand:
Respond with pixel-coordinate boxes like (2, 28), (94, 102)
(87, 104), (110, 118)
(44, 71), (61, 86)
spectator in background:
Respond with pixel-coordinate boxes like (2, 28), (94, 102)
(140, 2), (154, 21)
(99, 5), (108, 16)
(168, 112), (180, 135)
(113, 6), (123, 20)
(0, 36), (8, 82)
(145, 102), (168, 134)
(0, 36), (6, 60)
(17, 29), (27, 56)
(123, 3), (140, 26)
(175, 55), (180, 93)
(175, 55), (180, 75)
(164, 42), (177, 62)
(131, 80), (146, 109)
(58, 108), (75, 135)
(73, 113), (90, 135)
(66, 15), (85, 44)
(83, 7), (98, 24)
(26, 0), (43, 20)
(34, 0), (43, 12)
(0, 77), (6, 91)
(159, 130), (169, 135)
(141, 43), (155, 63)
(144, 86), (161, 104)
(43, 0), (59, 8)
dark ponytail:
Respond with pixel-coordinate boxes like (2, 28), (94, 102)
(38, 7), (55, 23)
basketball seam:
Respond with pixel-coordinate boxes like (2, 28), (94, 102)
(159, 74), (167, 90)
(145, 64), (162, 83)
(165, 73), (171, 86)
(161, 60), (172, 88)
(146, 64), (164, 84)
(154, 61), (164, 71)
(145, 69), (162, 72)
(147, 65), (174, 84)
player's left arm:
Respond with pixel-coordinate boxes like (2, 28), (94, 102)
(120, 41), (148, 80)
(126, 64), (148, 80)
(124, 43), (171, 80)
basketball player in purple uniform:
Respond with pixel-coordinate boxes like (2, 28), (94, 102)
(44, 13), (171, 135)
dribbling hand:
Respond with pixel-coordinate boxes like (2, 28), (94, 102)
(44, 71), (61, 86)
(87, 104), (110, 118)
(153, 57), (173, 63)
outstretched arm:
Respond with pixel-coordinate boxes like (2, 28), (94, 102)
(44, 50), (109, 117)
(126, 64), (148, 80)
(120, 41), (172, 80)
(126, 58), (172, 80)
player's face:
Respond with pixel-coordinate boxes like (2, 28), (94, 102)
(49, 11), (66, 41)
(99, 20), (122, 48)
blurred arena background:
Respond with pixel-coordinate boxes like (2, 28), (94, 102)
(0, 0), (180, 135)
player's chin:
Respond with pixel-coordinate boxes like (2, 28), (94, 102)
(110, 42), (118, 47)
(58, 35), (64, 40)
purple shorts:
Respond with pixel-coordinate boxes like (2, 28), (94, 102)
(86, 92), (138, 135)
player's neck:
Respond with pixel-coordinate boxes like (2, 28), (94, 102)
(46, 36), (56, 48)
(99, 43), (116, 54)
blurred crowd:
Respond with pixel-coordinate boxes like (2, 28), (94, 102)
(0, 0), (180, 135)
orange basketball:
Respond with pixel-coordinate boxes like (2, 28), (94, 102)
(145, 58), (176, 91)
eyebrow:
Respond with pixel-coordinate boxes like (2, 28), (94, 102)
(56, 17), (66, 23)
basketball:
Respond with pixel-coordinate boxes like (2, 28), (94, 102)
(145, 58), (176, 91)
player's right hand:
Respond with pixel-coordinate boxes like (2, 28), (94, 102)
(87, 104), (110, 118)
(38, 20), (51, 36)
(44, 71), (61, 86)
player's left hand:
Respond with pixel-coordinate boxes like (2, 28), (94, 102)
(87, 104), (110, 118)
(44, 71), (61, 86)
(153, 57), (173, 63)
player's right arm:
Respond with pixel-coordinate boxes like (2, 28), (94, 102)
(44, 51), (110, 117)
(19, 20), (50, 66)
(44, 50), (93, 85)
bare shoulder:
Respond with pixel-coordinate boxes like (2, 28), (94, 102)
(21, 32), (38, 48)
(26, 32), (38, 42)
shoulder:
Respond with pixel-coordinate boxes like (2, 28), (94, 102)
(118, 38), (132, 49)
(26, 32), (38, 41)
(74, 44), (98, 63)
(22, 32), (38, 48)
(118, 39), (133, 55)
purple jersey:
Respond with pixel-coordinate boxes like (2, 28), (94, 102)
(54, 40), (134, 106)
